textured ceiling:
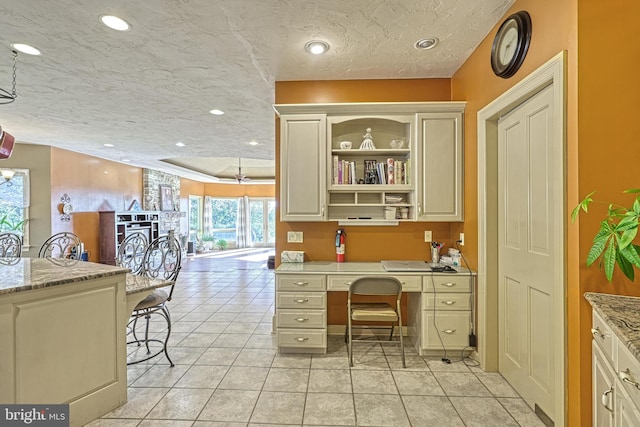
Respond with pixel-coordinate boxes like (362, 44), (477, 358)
(0, 0), (514, 182)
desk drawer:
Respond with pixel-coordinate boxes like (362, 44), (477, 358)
(422, 311), (471, 350)
(327, 275), (421, 292)
(617, 339), (640, 409)
(277, 329), (327, 349)
(592, 310), (615, 363)
(277, 275), (326, 291)
(277, 310), (327, 328)
(277, 292), (326, 309)
(423, 293), (471, 310)
(422, 275), (471, 293)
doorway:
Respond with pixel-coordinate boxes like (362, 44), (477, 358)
(477, 52), (566, 425)
(249, 198), (275, 247)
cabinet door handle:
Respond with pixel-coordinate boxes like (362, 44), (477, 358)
(295, 337), (309, 342)
(294, 298), (309, 304)
(619, 369), (640, 389)
(601, 387), (614, 412)
(293, 281), (309, 286)
(322, 204), (325, 216)
(441, 283), (456, 288)
(442, 329), (456, 334)
(418, 203), (422, 216)
(591, 327), (606, 340)
(295, 317), (309, 322)
(441, 300), (456, 305)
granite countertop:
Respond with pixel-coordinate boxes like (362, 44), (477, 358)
(126, 273), (174, 295)
(585, 292), (640, 361)
(0, 257), (129, 295)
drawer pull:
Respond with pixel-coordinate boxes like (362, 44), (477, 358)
(295, 317), (309, 322)
(619, 369), (640, 389)
(591, 327), (606, 340)
(295, 337), (309, 342)
(442, 329), (456, 334)
(441, 300), (456, 305)
(344, 281), (353, 285)
(293, 281), (309, 286)
(441, 283), (456, 288)
(601, 387), (614, 412)
(294, 298), (309, 304)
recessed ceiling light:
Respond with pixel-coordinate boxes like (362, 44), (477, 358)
(100, 15), (131, 31)
(10, 43), (41, 56)
(415, 37), (439, 50)
(248, 141), (259, 146)
(175, 142), (186, 147)
(122, 159), (130, 162)
(209, 109), (225, 115)
(104, 143), (114, 147)
(305, 40), (330, 55)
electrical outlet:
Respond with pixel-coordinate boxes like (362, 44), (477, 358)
(424, 230), (432, 242)
(459, 232), (465, 246)
(287, 231), (303, 243)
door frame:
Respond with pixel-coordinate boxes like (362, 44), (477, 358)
(477, 51), (566, 425)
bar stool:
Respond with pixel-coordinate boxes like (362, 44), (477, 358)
(38, 232), (83, 259)
(0, 231), (22, 257)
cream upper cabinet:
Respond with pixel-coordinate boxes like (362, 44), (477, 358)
(416, 111), (464, 222)
(279, 114), (327, 221)
(275, 102), (465, 224)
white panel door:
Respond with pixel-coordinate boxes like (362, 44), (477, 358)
(498, 84), (557, 419)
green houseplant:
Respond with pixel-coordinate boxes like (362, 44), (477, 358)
(215, 239), (228, 250)
(572, 189), (640, 282)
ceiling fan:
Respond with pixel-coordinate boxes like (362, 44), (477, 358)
(234, 157), (250, 183)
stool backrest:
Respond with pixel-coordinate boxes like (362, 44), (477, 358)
(38, 232), (82, 259)
(116, 232), (148, 274)
(141, 234), (182, 300)
(0, 232), (22, 257)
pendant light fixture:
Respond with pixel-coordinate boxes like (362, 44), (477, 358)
(0, 50), (18, 104)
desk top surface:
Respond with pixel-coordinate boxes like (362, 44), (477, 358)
(0, 257), (129, 295)
(276, 261), (474, 275)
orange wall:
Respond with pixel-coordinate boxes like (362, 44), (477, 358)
(574, 1), (640, 426)
(275, 78), (453, 264)
(49, 147), (143, 262)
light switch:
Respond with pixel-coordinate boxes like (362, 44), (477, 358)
(424, 231), (432, 242)
(287, 231), (303, 243)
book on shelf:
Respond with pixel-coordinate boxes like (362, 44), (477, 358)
(387, 158), (395, 185)
(333, 155), (339, 185)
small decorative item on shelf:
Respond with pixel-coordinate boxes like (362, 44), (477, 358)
(339, 141), (352, 149)
(390, 139), (405, 149)
(359, 128), (376, 150)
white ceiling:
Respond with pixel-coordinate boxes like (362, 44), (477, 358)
(0, 0), (514, 182)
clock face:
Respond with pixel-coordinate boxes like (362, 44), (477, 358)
(491, 11), (532, 78)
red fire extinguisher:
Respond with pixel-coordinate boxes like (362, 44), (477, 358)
(336, 228), (346, 262)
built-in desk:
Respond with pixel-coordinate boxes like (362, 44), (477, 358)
(0, 258), (172, 427)
(275, 261), (476, 355)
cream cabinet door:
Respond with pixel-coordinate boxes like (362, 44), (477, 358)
(280, 114), (327, 221)
(416, 112), (463, 221)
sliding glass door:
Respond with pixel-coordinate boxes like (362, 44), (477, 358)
(249, 198), (275, 247)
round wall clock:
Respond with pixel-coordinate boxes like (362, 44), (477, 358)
(490, 11), (532, 79)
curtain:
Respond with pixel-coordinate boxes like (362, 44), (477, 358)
(203, 196), (213, 237)
(236, 196), (250, 248)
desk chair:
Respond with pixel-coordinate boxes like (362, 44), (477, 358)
(38, 232), (82, 259)
(347, 276), (406, 368)
(116, 232), (148, 275)
(127, 234), (182, 367)
(0, 232), (22, 257)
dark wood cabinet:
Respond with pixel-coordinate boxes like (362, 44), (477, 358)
(99, 211), (160, 265)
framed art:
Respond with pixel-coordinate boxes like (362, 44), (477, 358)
(160, 185), (174, 211)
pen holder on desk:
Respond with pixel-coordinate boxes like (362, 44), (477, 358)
(431, 247), (440, 265)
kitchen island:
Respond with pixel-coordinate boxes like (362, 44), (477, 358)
(0, 258), (171, 427)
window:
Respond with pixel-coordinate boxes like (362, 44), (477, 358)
(209, 198), (238, 243)
(249, 198), (275, 247)
(188, 196), (202, 242)
(0, 169), (30, 247)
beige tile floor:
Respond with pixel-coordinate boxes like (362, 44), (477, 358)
(87, 258), (546, 427)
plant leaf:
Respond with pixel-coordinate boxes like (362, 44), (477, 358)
(619, 226), (639, 249)
(587, 232), (610, 266)
(571, 191), (596, 223)
(620, 244), (640, 268)
(603, 239), (616, 282)
(616, 250), (635, 281)
(624, 188), (640, 194)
